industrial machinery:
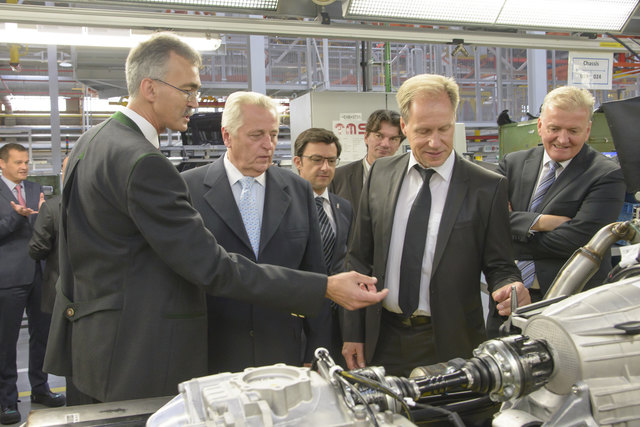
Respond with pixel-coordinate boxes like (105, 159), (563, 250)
(147, 219), (640, 427)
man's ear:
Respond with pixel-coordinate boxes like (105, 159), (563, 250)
(139, 78), (157, 102)
(292, 156), (302, 173)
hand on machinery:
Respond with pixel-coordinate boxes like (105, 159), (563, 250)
(493, 281), (531, 316)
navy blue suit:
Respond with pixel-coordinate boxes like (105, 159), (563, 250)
(0, 178), (50, 408)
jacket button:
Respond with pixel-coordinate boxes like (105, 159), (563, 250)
(249, 330), (254, 337)
(65, 307), (75, 318)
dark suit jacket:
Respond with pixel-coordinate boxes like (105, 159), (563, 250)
(498, 144), (626, 295)
(29, 195), (61, 313)
(182, 158), (330, 371)
(343, 153), (521, 363)
(43, 112), (328, 403)
(330, 159), (365, 218)
(326, 192), (353, 275)
(0, 179), (42, 289)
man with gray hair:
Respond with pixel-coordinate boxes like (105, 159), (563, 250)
(43, 33), (387, 404)
(489, 86), (626, 335)
(342, 74), (526, 377)
(182, 92), (331, 373)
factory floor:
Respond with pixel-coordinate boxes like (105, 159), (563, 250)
(6, 321), (66, 427)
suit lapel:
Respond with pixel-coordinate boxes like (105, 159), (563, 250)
(260, 168), (291, 256)
(202, 160), (252, 250)
(519, 149), (543, 211)
(349, 162), (364, 205)
(329, 193), (346, 248)
(431, 155), (469, 275)
(379, 155), (410, 270)
(0, 180), (16, 205)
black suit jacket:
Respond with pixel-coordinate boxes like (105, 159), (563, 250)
(0, 179), (42, 289)
(182, 158), (330, 372)
(43, 112), (328, 402)
(498, 144), (626, 295)
(343, 153), (521, 363)
(326, 192), (353, 275)
(29, 195), (61, 313)
(330, 159), (365, 218)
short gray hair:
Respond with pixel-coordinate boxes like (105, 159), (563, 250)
(396, 74), (459, 122)
(125, 32), (202, 97)
(541, 86), (595, 119)
(221, 91), (279, 136)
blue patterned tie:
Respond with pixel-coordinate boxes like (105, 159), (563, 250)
(518, 161), (559, 288)
(315, 196), (336, 269)
(238, 177), (261, 258)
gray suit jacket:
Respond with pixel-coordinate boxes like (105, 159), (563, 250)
(29, 195), (61, 313)
(181, 158), (329, 371)
(498, 144), (626, 295)
(43, 112), (328, 402)
(330, 159), (365, 218)
(0, 179), (42, 289)
(343, 153), (521, 363)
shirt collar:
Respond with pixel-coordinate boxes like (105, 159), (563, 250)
(1, 175), (20, 191)
(407, 150), (455, 182)
(542, 150), (572, 170)
(121, 108), (160, 149)
(315, 188), (330, 202)
(223, 152), (267, 187)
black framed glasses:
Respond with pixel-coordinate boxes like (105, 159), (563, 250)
(153, 78), (200, 102)
(301, 155), (340, 166)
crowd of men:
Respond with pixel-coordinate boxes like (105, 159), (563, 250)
(0, 32), (627, 425)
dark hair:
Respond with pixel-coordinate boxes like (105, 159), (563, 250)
(294, 128), (341, 158)
(365, 109), (404, 141)
(0, 143), (27, 161)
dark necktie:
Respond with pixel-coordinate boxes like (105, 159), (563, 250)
(518, 161), (560, 287)
(398, 166), (436, 318)
(315, 196), (336, 269)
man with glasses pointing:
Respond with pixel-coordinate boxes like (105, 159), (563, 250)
(44, 32), (387, 404)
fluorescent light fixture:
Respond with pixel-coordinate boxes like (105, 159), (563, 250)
(110, 0), (278, 9)
(344, 0), (639, 32)
(0, 23), (222, 51)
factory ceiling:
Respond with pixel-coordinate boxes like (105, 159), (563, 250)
(1, 0), (640, 103)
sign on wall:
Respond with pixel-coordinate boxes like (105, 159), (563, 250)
(568, 51), (613, 90)
(332, 113), (367, 162)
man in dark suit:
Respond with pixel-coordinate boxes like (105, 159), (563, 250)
(0, 143), (64, 425)
(342, 74), (528, 377)
(293, 128), (354, 361)
(43, 33), (387, 404)
(492, 86), (626, 334)
(182, 92), (329, 373)
(330, 110), (404, 217)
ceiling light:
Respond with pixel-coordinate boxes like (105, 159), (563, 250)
(112, 0), (278, 9)
(344, 0), (639, 32)
(0, 23), (222, 51)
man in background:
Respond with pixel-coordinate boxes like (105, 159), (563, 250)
(43, 33), (386, 404)
(182, 92), (329, 372)
(330, 109), (404, 216)
(491, 86), (626, 335)
(342, 74), (527, 377)
(293, 127), (353, 361)
(1, 143), (64, 426)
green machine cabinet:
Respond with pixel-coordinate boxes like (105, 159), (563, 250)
(499, 112), (615, 159)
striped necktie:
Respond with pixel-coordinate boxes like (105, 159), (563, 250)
(315, 196), (335, 269)
(518, 161), (560, 288)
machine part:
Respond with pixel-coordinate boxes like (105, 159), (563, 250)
(147, 362), (417, 427)
(545, 220), (639, 299)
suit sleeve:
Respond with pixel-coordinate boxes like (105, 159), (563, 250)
(29, 201), (56, 260)
(126, 153), (328, 317)
(517, 167), (626, 259)
(0, 205), (27, 240)
(482, 176), (522, 292)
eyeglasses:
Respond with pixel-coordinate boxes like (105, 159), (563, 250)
(153, 78), (200, 103)
(301, 155), (340, 166)
(370, 132), (403, 144)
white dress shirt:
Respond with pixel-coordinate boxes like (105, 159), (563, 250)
(315, 188), (336, 233)
(121, 108), (160, 149)
(383, 151), (455, 316)
(223, 153), (266, 222)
